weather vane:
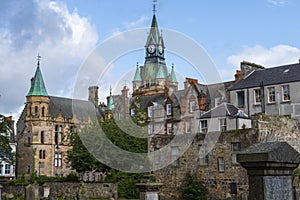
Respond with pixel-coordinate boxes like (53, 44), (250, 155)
(37, 54), (41, 66)
(153, 0), (157, 15)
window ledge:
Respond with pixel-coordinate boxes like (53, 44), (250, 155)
(267, 102), (276, 105)
(253, 103), (261, 107)
(281, 100), (291, 104)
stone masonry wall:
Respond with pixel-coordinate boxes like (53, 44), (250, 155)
(152, 128), (259, 200)
(253, 114), (300, 152)
(151, 114), (300, 199)
(2, 182), (117, 199)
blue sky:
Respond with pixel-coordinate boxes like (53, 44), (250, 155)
(1, 0), (300, 118)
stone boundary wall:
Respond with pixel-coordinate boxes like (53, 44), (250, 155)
(2, 182), (117, 199)
(253, 114), (300, 152)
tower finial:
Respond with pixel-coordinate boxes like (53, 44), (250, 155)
(37, 54), (41, 67)
(152, 0), (157, 15)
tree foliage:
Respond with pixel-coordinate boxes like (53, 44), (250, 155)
(66, 118), (148, 173)
(0, 114), (15, 164)
(181, 172), (208, 200)
(66, 117), (148, 199)
(66, 129), (110, 173)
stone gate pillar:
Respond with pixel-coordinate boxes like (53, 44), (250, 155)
(136, 173), (163, 200)
(237, 142), (300, 200)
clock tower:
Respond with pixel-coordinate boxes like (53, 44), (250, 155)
(132, 14), (178, 96)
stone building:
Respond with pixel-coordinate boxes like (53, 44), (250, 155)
(230, 61), (300, 118)
(16, 60), (101, 177)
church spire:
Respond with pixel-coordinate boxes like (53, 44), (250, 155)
(133, 62), (142, 82)
(27, 55), (48, 97)
(170, 64), (178, 83)
(107, 87), (114, 111)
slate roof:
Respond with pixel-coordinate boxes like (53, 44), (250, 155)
(200, 103), (248, 119)
(231, 62), (300, 90)
(17, 96), (102, 135)
(49, 96), (101, 119)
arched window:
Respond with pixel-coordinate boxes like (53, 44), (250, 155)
(39, 150), (46, 159)
(40, 131), (44, 144)
(34, 106), (38, 117)
(42, 106), (45, 117)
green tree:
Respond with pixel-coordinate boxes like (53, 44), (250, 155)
(0, 114), (15, 164)
(66, 118), (147, 173)
(181, 172), (208, 200)
(66, 117), (148, 199)
(66, 129), (110, 173)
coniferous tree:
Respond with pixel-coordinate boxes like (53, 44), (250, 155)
(181, 172), (208, 200)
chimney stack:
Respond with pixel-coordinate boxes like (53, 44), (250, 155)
(88, 86), (99, 107)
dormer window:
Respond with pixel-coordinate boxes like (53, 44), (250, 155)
(190, 101), (196, 112)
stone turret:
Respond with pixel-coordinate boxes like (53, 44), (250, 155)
(26, 58), (50, 120)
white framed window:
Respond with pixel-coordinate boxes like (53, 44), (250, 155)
(282, 85), (290, 101)
(237, 91), (245, 106)
(254, 89), (261, 104)
(54, 152), (62, 167)
(232, 142), (241, 164)
(268, 87), (275, 103)
(200, 120), (208, 133)
(166, 104), (172, 115)
(186, 121), (191, 133)
(200, 154), (209, 166)
(148, 124), (153, 135)
(219, 118), (227, 132)
(0, 164), (3, 175)
(190, 101), (196, 112)
(148, 106), (153, 118)
(5, 164), (10, 174)
(218, 157), (225, 173)
(167, 123), (172, 135)
(171, 146), (180, 167)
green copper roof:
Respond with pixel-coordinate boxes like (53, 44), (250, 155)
(170, 65), (178, 83)
(146, 15), (160, 46)
(27, 62), (48, 97)
(133, 65), (142, 82)
(107, 89), (114, 111)
(156, 65), (166, 79)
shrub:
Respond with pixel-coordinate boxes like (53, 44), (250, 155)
(181, 172), (208, 200)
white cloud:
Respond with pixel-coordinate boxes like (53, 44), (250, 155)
(267, 0), (289, 6)
(124, 16), (149, 29)
(0, 0), (98, 118)
(227, 44), (300, 68)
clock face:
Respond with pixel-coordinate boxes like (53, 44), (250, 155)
(147, 44), (156, 54)
(158, 45), (163, 54)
